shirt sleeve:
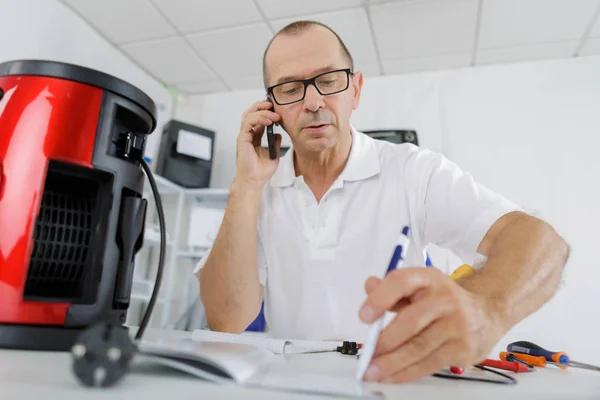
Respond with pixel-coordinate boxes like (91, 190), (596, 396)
(402, 145), (523, 267)
(192, 236), (268, 286)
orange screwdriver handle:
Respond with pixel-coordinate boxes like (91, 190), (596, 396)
(500, 352), (547, 368)
(551, 351), (569, 365)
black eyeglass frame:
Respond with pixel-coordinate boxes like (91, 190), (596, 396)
(266, 68), (354, 105)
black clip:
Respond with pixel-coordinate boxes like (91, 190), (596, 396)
(337, 341), (358, 356)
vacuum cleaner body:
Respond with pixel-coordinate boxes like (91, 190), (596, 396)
(0, 60), (157, 350)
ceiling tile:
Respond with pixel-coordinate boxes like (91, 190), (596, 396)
(60, 0), (175, 44)
(121, 37), (217, 84)
(186, 24), (272, 78)
(478, 0), (598, 49)
(580, 37), (600, 56)
(370, 0), (478, 59)
(224, 75), (265, 91)
(257, 0), (364, 20)
(152, 0), (262, 33)
(359, 63), (382, 77)
(590, 14), (600, 37)
(177, 80), (229, 94)
(271, 8), (379, 73)
(382, 52), (471, 75)
(476, 41), (578, 65)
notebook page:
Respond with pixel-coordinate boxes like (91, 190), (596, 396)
(191, 330), (343, 355)
(138, 337), (273, 383)
(192, 330), (289, 354)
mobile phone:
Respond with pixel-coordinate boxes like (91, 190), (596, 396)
(265, 97), (276, 160)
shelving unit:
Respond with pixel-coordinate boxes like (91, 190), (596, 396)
(129, 174), (229, 329)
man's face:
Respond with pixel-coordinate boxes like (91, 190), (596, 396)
(265, 26), (363, 153)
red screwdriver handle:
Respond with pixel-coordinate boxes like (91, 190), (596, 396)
(480, 359), (530, 373)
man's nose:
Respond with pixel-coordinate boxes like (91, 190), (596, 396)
(303, 84), (325, 112)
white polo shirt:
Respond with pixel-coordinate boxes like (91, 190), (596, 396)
(196, 126), (521, 342)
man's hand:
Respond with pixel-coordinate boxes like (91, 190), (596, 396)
(236, 100), (282, 188)
(359, 268), (506, 383)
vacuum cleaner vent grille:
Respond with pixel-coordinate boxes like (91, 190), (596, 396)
(24, 162), (108, 303)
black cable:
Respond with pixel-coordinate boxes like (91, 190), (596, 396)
(135, 158), (166, 341)
(433, 365), (517, 385)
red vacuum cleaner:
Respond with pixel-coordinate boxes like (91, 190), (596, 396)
(0, 60), (166, 357)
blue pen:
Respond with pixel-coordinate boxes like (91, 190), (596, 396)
(385, 226), (410, 274)
(357, 226), (411, 380)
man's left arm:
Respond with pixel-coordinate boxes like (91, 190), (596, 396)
(359, 211), (569, 384)
(459, 211), (569, 334)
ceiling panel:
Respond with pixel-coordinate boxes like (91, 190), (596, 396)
(478, 0), (599, 49)
(63, 0), (600, 94)
(152, 0), (263, 33)
(477, 41), (578, 65)
(257, 0), (364, 20)
(581, 37), (600, 55)
(357, 63), (382, 77)
(271, 8), (380, 76)
(383, 52), (471, 75)
(177, 80), (229, 94)
(121, 37), (217, 84)
(186, 24), (272, 79)
(224, 75), (266, 91)
(60, 0), (175, 44)
(370, 0), (478, 60)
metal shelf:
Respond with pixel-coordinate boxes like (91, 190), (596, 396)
(185, 188), (229, 202)
(144, 227), (174, 247)
(131, 279), (165, 303)
(176, 249), (208, 259)
(135, 174), (230, 328)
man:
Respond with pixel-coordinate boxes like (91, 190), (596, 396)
(195, 21), (569, 383)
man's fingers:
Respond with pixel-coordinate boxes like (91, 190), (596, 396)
(244, 100), (274, 116)
(242, 110), (280, 132)
(366, 318), (454, 382)
(381, 341), (464, 384)
(359, 268), (439, 323)
(239, 111), (281, 145)
(373, 292), (454, 357)
(390, 299), (411, 312)
(365, 276), (381, 294)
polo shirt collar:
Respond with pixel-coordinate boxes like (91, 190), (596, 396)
(269, 125), (380, 188)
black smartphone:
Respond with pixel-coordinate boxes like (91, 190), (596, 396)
(265, 97), (276, 160)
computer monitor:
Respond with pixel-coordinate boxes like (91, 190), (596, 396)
(363, 130), (418, 146)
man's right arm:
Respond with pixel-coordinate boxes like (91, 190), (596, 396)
(196, 99), (281, 333)
(198, 182), (263, 333)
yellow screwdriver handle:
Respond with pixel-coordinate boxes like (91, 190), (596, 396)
(450, 264), (475, 280)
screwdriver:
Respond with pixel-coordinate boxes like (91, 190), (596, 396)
(479, 358), (531, 373)
(507, 341), (600, 372)
(504, 352), (534, 368)
(499, 352), (562, 369)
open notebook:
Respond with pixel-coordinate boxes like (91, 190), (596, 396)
(191, 329), (346, 355)
(137, 336), (379, 398)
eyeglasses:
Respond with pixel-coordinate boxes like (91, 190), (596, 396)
(267, 68), (353, 106)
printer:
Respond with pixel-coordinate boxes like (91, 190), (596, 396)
(155, 120), (215, 188)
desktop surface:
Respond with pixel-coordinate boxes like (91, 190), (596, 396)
(2, 328), (599, 400)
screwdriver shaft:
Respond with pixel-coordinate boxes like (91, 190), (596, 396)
(569, 360), (600, 372)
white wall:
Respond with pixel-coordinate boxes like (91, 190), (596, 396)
(175, 55), (600, 362)
(436, 56), (600, 362)
(0, 0), (172, 161)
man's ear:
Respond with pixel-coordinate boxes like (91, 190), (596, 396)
(351, 71), (364, 110)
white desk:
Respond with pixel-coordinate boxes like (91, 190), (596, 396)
(2, 328), (599, 400)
